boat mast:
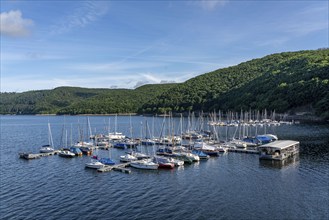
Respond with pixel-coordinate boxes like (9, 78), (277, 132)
(48, 122), (54, 148)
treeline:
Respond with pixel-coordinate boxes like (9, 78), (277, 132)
(0, 84), (176, 115)
(1, 49), (328, 119)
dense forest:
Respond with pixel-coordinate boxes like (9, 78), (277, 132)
(0, 84), (175, 115)
(1, 49), (328, 119)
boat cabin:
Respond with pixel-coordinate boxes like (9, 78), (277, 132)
(258, 140), (299, 161)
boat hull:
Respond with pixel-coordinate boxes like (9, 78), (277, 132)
(85, 163), (105, 169)
(58, 151), (75, 158)
(130, 161), (159, 170)
(158, 163), (175, 169)
(39, 149), (54, 153)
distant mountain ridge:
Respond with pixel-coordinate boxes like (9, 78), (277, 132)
(1, 49), (328, 119)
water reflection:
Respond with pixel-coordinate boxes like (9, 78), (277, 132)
(259, 155), (300, 169)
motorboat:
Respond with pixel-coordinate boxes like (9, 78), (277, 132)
(58, 150), (75, 158)
(85, 160), (105, 169)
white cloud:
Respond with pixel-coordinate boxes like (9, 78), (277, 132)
(133, 81), (150, 89)
(51, 1), (108, 34)
(139, 73), (161, 84)
(0, 10), (34, 37)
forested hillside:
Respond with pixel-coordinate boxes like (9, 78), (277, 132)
(140, 49), (329, 119)
(1, 49), (328, 119)
(0, 84), (176, 114)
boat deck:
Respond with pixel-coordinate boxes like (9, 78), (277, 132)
(98, 163), (131, 174)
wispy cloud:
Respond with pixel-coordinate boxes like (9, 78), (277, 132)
(0, 10), (34, 37)
(50, 1), (108, 35)
(138, 71), (198, 85)
(280, 4), (328, 36)
(194, 0), (229, 10)
(65, 61), (166, 73)
(251, 4), (328, 48)
(1, 52), (67, 61)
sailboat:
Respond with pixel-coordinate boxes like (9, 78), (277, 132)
(191, 150), (210, 159)
(141, 119), (157, 145)
(120, 154), (137, 162)
(98, 157), (115, 165)
(58, 129), (75, 158)
(107, 115), (125, 140)
(39, 123), (55, 153)
(130, 159), (159, 170)
(194, 141), (219, 156)
(153, 156), (175, 169)
(91, 143), (115, 165)
(69, 124), (83, 156)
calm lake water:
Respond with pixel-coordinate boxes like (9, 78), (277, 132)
(1, 115), (328, 220)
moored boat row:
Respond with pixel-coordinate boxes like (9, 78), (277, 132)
(19, 114), (298, 173)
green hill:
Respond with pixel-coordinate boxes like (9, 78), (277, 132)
(0, 84), (176, 115)
(140, 49), (329, 119)
(1, 49), (328, 119)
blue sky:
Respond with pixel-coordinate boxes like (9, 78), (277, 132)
(1, 0), (328, 92)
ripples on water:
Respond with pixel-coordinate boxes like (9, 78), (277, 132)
(0, 116), (328, 219)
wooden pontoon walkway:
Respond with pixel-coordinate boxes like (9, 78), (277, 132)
(19, 150), (60, 159)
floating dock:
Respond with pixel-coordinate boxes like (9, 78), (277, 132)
(19, 150), (60, 160)
(97, 163), (131, 174)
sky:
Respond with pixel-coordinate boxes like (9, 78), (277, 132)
(1, 0), (328, 92)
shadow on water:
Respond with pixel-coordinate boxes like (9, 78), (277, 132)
(259, 155), (300, 169)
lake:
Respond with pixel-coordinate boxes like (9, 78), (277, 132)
(0, 115), (328, 220)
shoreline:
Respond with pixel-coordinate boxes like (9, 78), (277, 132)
(1, 113), (328, 123)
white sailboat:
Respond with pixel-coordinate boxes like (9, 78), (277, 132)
(39, 123), (55, 153)
(107, 115), (125, 140)
(58, 129), (75, 158)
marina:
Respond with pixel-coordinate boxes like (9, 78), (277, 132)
(1, 1), (328, 219)
(2, 115), (328, 220)
(17, 112), (300, 173)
